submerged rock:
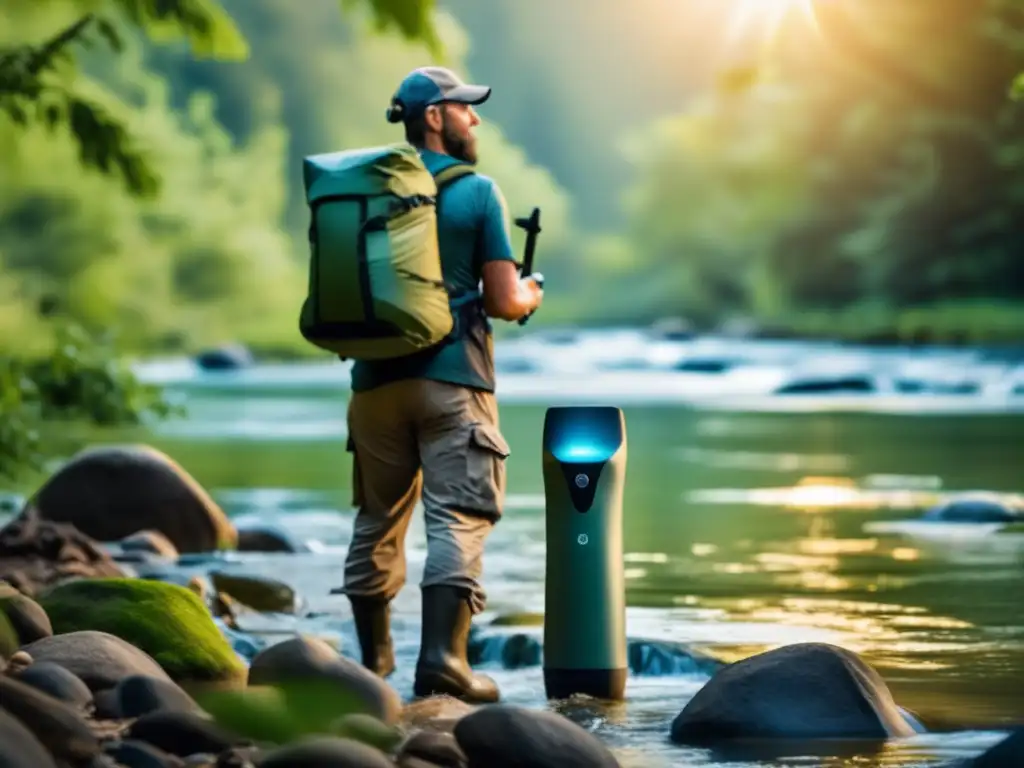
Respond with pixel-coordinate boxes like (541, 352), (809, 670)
(236, 524), (310, 553)
(669, 642), (915, 746)
(209, 571), (299, 614)
(627, 640), (724, 677)
(923, 497), (1022, 524)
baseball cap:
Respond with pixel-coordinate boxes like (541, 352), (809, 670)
(386, 66), (491, 124)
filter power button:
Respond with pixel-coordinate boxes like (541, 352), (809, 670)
(574, 473), (589, 488)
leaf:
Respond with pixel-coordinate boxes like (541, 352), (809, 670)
(110, 0), (249, 60)
(95, 18), (125, 52)
(340, 0), (442, 55)
(1010, 71), (1024, 101)
(65, 95), (161, 198)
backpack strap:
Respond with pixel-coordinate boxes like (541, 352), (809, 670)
(433, 163), (475, 191)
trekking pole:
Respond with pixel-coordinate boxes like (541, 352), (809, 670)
(515, 207), (542, 326)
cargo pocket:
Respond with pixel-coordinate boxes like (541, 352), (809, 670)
(461, 422), (511, 518)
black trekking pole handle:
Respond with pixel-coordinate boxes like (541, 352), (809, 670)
(515, 207), (542, 326)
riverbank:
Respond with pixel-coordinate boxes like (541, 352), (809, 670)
(1, 442), (1023, 767)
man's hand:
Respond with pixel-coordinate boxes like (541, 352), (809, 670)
(482, 261), (543, 321)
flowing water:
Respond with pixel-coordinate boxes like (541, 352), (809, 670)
(7, 354), (1024, 766)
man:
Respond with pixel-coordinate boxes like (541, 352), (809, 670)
(337, 66), (544, 703)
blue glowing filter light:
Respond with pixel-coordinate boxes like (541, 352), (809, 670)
(543, 406), (625, 464)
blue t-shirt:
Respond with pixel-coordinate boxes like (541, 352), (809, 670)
(350, 149), (517, 392)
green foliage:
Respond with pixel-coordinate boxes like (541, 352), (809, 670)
(0, 323), (178, 480)
(39, 578), (248, 684)
(195, 681), (394, 747)
(592, 0), (1024, 337)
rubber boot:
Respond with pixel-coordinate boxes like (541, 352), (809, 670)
(348, 596), (395, 678)
(413, 585), (499, 703)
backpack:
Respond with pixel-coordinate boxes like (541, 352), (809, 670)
(298, 142), (476, 360)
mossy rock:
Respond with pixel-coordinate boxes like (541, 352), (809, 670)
(38, 579), (246, 687)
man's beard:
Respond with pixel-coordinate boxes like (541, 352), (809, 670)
(441, 117), (477, 164)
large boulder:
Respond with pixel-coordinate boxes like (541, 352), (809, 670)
(25, 444), (237, 553)
(669, 642), (915, 746)
(0, 511), (125, 597)
(38, 578), (247, 688)
(453, 706), (621, 767)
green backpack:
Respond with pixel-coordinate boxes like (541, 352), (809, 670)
(298, 142), (476, 360)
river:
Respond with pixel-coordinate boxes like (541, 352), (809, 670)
(7, 345), (1024, 766)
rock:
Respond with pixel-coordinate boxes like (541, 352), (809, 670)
(115, 675), (203, 718)
(468, 632), (541, 669)
(209, 571), (298, 613)
(0, 510), (125, 597)
(924, 498), (1022, 524)
(106, 739), (186, 767)
(25, 444), (237, 553)
(454, 705), (620, 767)
(125, 711), (240, 757)
(0, 707), (58, 768)
(331, 712), (404, 752)
(121, 531), (180, 559)
(195, 344), (253, 371)
(0, 674), (100, 762)
(627, 640), (723, 677)
(13, 661), (94, 711)
(22, 630), (173, 691)
(93, 688), (123, 719)
(183, 754), (216, 767)
(398, 731), (467, 768)
(399, 759), (445, 768)
(972, 728), (1024, 767)
(38, 578), (247, 687)
(401, 696), (475, 733)
(669, 642), (916, 746)
(257, 737), (394, 768)
(0, 590), (52, 644)
(236, 525), (308, 553)
(248, 636), (401, 725)
(215, 745), (261, 767)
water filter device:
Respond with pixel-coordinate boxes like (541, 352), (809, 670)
(541, 405), (628, 701)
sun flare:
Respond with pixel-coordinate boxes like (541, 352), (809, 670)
(723, 0), (822, 45)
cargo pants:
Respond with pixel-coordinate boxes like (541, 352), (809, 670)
(341, 378), (510, 614)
